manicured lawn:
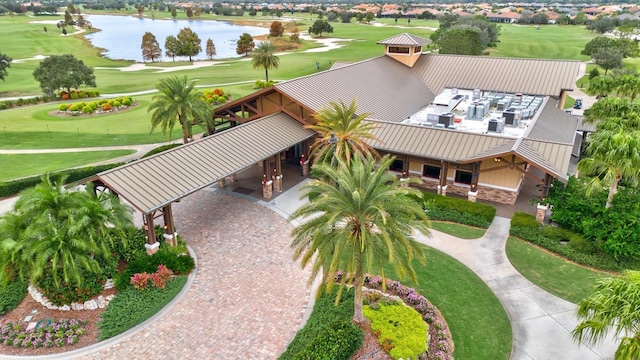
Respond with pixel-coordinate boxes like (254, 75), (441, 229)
(506, 236), (610, 304)
(0, 150), (134, 181)
(431, 221), (486, 239)
(383, 246), (511, 360)
(489, 24), (594, 60)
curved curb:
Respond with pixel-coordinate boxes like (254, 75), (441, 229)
(0, 244), (198, 360)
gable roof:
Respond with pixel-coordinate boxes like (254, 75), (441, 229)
(96, 113), (315, 213)
(275, 56), (435, 123)
(412, 54), (581, 96)
(377, 33), (432, 46)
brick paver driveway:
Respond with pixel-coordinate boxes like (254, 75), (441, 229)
(85, 189), (310, 359)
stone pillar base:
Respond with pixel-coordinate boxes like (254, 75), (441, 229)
(217, 179), (226, 188)
(274, 175), (283, 192)
(302, 160), (310, 176)
(229, 173), (237, 182)
(536, 203), (548, 224)
(438, 185), (448, 196)
(262, 180), (273, 199)
(163, 233), (177, 246)
(399, 178), (409, 188)
(145, 242), (160, 256)
(467, 190), (478, 203)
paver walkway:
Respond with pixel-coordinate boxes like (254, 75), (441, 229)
(74, 188), (311, 359)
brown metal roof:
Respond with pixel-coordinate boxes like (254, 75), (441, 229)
(525, 98), (578, 144)
(377, 33), (432, 46)
(275, 56), (434, 123)
(97, 113), (315, 213)
(367, 120), (516, 161)
(412, 54), (581, 96)
(518, 140), (573, 180)
(329, 61), (353, 70)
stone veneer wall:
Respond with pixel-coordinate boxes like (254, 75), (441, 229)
(409, 176), (519, 205)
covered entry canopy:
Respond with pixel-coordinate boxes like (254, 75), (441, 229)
(94, 112), (315, 214)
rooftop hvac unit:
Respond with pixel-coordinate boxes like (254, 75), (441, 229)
(488, 119), (504, 133)
(503, 109), (520, 126)
(473, 88), (482, 101)
(435, 123), (446, 128)
(447, 125), (457, 130)
(449, 94), (465, 111)
(467, 104), (476, 120)
(475, 104), (487, 119)
(427, 113), (440, 123)
(439, 113), (455, 127)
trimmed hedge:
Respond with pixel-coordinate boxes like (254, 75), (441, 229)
(0, 163), (124, 198)
(509, 213), (640, 272)
(0, 279), (28, 315)
(280, 287), (363, 360)
(98, 276), (188, 340)
(421, 192), (496, 228)
(142, 143), (182, 158)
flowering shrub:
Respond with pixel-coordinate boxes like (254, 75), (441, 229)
(58, 90), (100, 99)
(202, 88), (230, 105)
(101, 103), (112, 111)
(130, 264), (173, 291)
(0, 319), (88, 349)
(130, 272), (150, 290)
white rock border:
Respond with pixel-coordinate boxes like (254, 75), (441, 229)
(28, 281), (115, 311)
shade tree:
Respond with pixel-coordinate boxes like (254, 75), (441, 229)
(206, 38), (216, 59)
(141, 32), (162, 62)
(0, 52), (11, 81)
(308, 19), (333, 37)
(176, 27), (201, 62)
(32, 54), (96, 97)
(236, 33), (255, 56)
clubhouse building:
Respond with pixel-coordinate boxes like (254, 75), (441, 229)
(90, 33), (581, 253)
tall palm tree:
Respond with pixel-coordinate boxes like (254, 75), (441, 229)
(289, 155), (430, 323)
(251, 41), (280, 82)
(578, 120), (640, 208)
(0, 175), (133, 285)
(573, 270), (640, 360)
(148, 75), (213, 144)
(306, 99), (380, 165)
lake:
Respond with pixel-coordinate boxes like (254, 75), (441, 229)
(84, 14), (268, 62)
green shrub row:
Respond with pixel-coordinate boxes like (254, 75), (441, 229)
(364, 301), (427, 359)
(421, 192), (496, 228)
(114, 244), (195, 290)
(0, 163), (123, 198)
(509, 213), (640, 272)
(98, 276), (188, 340)
(0, 96), (56, 110)
(142, 143), (182, 158)
(0, 279), (28, 315)
(280, 287), (363, 360)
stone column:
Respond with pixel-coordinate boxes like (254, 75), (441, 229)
(467, 190), (478, 203)
(274, 175), (283, 192)
(229, 173), (237, 182)
(163, 233), (177, 247)
(437, 185), (448, 196)
(217, 178), (226, 188)
(301, 160), (310, 176)
(262, 179), (273, 199)
(399, 177), (409, 188)
(145, 242), (160, 256)
(536, 203), (548, 224)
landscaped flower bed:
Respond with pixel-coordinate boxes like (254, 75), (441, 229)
(202, 88), (230, 105)
(56, 96), (134, 116)
(0, 319), (88, 349)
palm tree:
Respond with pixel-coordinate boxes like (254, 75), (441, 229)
(289, 155), (430, 323)
(0, 175), (133, 286)
(306, 99), (380, 165)
(588, 75), (614, 100)
(577, 120), (640, 208)
(251, 41), (280, 82)
(148, 75), (213, 144)
(615, 74), (640, 102)
(573, 270), (640, 360)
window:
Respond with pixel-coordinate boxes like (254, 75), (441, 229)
(389, 159), (404, 172)
(422, 165), (441, 179)
(388, 46), (410, 54)
(414, 46), (422, 53)
(455, 170), (472, 185)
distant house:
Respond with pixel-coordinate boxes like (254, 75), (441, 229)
(583, 7), (601, 16)
(486, 11), (522, 23)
